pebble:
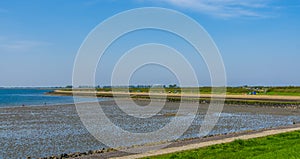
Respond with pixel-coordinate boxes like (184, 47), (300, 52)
(38, 147), (114, 159)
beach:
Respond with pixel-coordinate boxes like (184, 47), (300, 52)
(1, 99), (300, 158)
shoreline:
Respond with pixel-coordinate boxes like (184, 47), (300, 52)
(36, 124), (300, 159)
(36, 121), (300, 159)
(111, 124), (300, 159)
(75, 124), (300, 159)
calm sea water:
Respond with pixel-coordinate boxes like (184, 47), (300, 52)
(0, 88), (106, 107)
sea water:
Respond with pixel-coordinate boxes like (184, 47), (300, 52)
(0, 88), (107, 107)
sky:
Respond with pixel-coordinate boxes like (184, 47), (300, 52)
(0, 0), (300, 87)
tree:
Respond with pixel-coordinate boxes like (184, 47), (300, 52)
(169, 84), (177, 88)
(65, 85), (73, 88)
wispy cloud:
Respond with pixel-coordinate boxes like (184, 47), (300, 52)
(141, 0), (278, 18)
(0, 38), (51, 53)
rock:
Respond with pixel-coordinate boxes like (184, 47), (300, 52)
(107, 148), (114, 152)
(61, 153), (68, 158)
(88, 150), (94, 155)
(72, 152), (81, 157)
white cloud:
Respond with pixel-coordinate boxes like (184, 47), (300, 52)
(143, 0), (277, 18)
(0, 38), (51, 53)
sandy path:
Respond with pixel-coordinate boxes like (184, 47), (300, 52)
(111, 125), (300, 159)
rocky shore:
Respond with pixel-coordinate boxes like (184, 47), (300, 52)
(32, 147), (114, 159)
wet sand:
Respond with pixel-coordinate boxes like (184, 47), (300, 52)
(1, 100), (300, 158)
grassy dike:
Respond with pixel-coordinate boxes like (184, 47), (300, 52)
(60, 86), (300, 96)
(145, 130), (300, 159)
(48, 89), (300, 108)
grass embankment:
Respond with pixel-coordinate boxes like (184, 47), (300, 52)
(146, 130), (300, 159)
(60, 86), (300, 96)
(266, 87), (300, 96)
(98, 86), (300, 96)
(50, 87), (300, 107)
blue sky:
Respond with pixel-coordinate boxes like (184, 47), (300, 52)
(0, 0), (300, 87)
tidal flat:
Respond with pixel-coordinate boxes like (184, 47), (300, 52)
(1, 100), (300, 158)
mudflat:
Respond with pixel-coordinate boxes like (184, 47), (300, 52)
(1, 100), (300, 158)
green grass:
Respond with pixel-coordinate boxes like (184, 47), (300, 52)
(62, 86), (300, 96)
(55, 87), (300, 106)
(145, 130), (300, 159)
(266, 92), (300, 96)
(265, 86), (300, 96)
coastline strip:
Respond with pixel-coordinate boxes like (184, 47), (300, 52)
(52, 90), (300, 101)
(111, 126), (300, 159)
